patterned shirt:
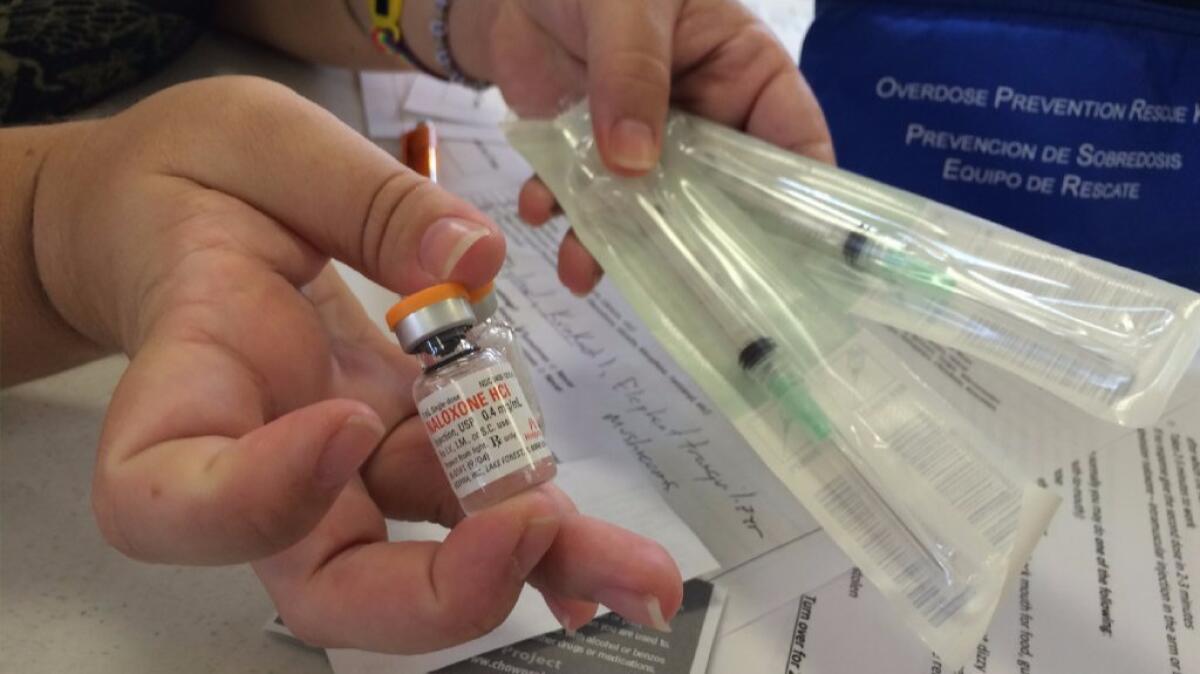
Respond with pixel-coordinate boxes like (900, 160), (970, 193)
(1, 0), (211, 124)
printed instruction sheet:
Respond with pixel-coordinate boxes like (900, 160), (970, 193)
(709, 373), (1200, 674)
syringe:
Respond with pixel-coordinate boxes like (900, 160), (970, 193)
(646, 167), (972, 591)
(586, 183), (827, 439)
(670, 115), (1137, 406)
(672, 116), (956, 294)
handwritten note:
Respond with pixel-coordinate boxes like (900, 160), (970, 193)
(465, 188), (820, 568)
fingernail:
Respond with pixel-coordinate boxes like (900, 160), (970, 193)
(610, 119), (657, 172)
(594, 589), (672, 633)
(419, 218), (492, 280)
(315, 415), (384, 489)
(542, 592), (575, 636)
(568, 269), (602, 298)
(512, 516), (559, 579)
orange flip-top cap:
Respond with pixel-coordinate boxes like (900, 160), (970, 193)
(467, 280), (495, 304)
(386, 283), (469, 330)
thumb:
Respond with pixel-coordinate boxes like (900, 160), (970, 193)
(582, 0), (679, 175)
(93, 398), (385, 565)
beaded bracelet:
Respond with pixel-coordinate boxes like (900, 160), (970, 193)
(367, 0), (442, 79)
(366, 0), (490, 90)
(431, 0), (490, 90)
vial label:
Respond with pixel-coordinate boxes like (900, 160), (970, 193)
(416, 363), (551, 498)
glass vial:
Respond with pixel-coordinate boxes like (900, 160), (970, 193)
(467, 281), (545, 428)
(386, 283), (556, 514)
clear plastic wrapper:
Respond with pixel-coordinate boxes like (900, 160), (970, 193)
(668, 116), (1200, 427)
(507, 104), (1060, 668)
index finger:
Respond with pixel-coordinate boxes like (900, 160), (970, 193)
(113, 76), (504, 293)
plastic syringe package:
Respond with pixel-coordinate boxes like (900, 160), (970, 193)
(671, 115), (1200, 427)
(507, 104), (1062, 668)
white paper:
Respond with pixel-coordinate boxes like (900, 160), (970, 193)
(327, 454), (719, 674)
(710, 530), (850, 636)
(359, 71), (509, 144)
(433, 123), (508, 144)
(437, 141), (531, 195)
(403, 74), (508, 126)
(871, 325), (1200, 479)
(710, 383), (1200, 674)
(360, 71), (420, 138)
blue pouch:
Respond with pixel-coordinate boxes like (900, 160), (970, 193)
(801, 0), (1200, 290)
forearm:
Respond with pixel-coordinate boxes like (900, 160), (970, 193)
(1, 124), (111, 387)
(213, 0), (498, 81)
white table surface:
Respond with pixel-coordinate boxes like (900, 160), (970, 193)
(0, 32), (364, 674)
(1, 3), (813, 671)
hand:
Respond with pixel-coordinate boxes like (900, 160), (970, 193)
(461, 0), (834, 294)
(33, 76), (681, 649)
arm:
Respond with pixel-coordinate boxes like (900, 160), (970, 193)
(1, 124), (112, 386)
(212, 0), (497, 80)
